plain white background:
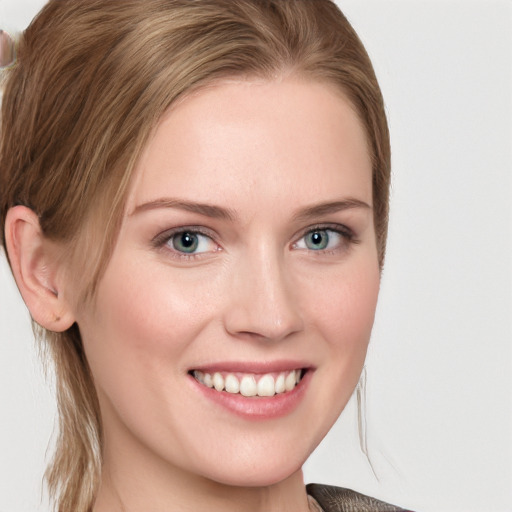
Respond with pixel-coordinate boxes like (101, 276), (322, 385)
(1, 1), (511, 511)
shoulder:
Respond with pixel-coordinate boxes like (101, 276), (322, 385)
(306, 483), (415, 512)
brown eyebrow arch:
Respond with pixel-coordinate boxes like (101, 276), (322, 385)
(131, 197), (370, 222)
(293, 199), (372, 222)
(130, 198), (237, 221)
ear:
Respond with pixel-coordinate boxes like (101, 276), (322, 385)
(4, 205), (75, 332)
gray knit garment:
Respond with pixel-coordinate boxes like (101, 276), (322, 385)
(306, 484), (414, 512)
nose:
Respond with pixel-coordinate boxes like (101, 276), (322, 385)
(223, 245), (304, 342)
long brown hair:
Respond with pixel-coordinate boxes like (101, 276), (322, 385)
(0, 1), (390, 510)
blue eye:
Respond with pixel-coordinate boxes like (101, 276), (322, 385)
(295, 228), (347, 251)
(168, 231), (216, 254)
(305, 230), (330, 250)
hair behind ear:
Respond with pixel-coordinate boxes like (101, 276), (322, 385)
(40, 323), (102, 512)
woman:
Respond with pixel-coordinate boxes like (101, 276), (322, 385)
(0, 1), (412, 511)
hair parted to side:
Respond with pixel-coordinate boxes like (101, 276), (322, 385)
(0, 1), (390, 511)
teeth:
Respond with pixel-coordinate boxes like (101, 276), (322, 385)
(240, 375), (257, 396)
(213, 372), (224, 391)
(275, 374), (286, 394)
(285, 371), (297, 391)
(203, 372), (213, 388)
(193, 369), (303, 397)
(257, 374), (275, 397)
(225, 374), (240, 394)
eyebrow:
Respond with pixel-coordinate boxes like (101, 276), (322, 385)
(130, 198), (237, 221)
(292, 199), (372, 222)
(130, 197), (371, 222)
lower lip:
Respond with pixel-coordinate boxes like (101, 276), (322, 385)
(189, 370), (312, 420)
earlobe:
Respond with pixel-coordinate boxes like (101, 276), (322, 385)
(4, 205), (75, 332)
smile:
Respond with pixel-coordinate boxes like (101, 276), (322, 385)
(192, 369), (304, 397)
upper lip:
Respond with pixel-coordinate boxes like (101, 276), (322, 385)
(189, 360), (313, 374)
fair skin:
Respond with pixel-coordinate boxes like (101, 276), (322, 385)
(6, 78), (379, 512)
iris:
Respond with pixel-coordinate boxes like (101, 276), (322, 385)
(172, 232), (199, 253)
(305, 230), (329, 250)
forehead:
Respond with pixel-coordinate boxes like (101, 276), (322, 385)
(127, 78), (372, 215)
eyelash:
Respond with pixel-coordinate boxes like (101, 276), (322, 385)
(152, 226), (219, 261)
(293, 223), (359, 255)
(152, 223), (358, 260)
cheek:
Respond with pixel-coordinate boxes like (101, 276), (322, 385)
(304, 258), (380, 350)
(77, 257), (218, 409)
(303, 256), (380, 400)
(94, 257), (214, 343)
(334, 267), (379, 367)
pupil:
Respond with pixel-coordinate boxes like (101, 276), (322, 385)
(181, 233), (195, 248)
(311, 232), (323, 245)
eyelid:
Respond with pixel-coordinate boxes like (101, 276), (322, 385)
(292, 223), (357, 251)
(294, 223), (355, 241)
(152, 226), (221, 257)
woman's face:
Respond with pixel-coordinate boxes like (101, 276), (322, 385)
(74, 78), (380, 487)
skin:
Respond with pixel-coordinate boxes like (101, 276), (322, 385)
(6, 77), (380, 511)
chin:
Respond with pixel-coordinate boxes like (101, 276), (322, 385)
(202, 459), (305, 489)
(183, 431), (317, 489)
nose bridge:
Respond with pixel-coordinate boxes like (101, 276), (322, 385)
(224, 241), (303, 341)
